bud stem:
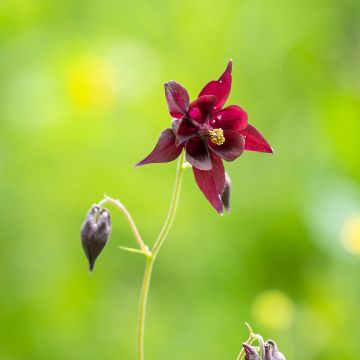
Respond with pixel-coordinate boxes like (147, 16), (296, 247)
(98, 196), (151, 257)
(237, 337), (256, 360)
(236, 323), (258, 360)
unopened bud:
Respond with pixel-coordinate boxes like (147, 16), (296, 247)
(264, 342), (273, 360)
(265, 340), (286, 360)
(242, 343), (261, 360)
(221, 172), (232, 213)
(81, 204), (111, 272)
(240, 325), (286, 360)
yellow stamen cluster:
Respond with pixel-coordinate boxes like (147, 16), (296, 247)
(209, 128), (225, 145)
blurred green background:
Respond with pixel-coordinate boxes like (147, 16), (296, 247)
(1, 0), (360, 359)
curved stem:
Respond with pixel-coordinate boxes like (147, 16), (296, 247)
(236, 326), (264, 360)
(137, 151), (185, 360)
(152, 151), (185, 257)
(98, 196), (150, 256)
(236, 323), (257, 360)
(236, 336), (255, 360)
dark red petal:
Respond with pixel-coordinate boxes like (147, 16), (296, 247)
(188, 95), (217, 123)
(176, 117), (197, 145)
(185, 137), (212, 170)
(135, 128), (182, 166)
(198, 60), (232, 112)
(240, 124), (273, 153)
(192, 153), (225, 214)
(164, 81), (190, 118)
(209, 105), (248, 131)
(208, 131), (245, 161)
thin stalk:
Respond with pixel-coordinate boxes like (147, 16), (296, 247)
(152, 151), (185, 257)
(236, 328), (264, 360)
(236, 324), (257, 360)
(98, 196), (150, 256)
(137, 151), (185, 360)
(236, 336), (255, 360)
(137, 257), (153, 360)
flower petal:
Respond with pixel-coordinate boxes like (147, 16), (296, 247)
(188, 95), (217, 123)
(192, 153), (225, 214)
(164, 81), (190, 118)
(240, 124), (273, 153)
(185, 137), (212, 170)
(209, 105), (248, 131)
(176, 117), (197, 145)
(134, 128), (182, 166)
(208, 131), (245, 161)
(198, 60), (232, 112)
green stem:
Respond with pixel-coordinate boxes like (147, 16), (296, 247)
(236, 324), (257, 360)
(98, 196), (150, 256)
(236, 336), (255, 360)
(152, 151), (185, 257)
(137, 151), (185, 360)
(137, 256), (154, 360)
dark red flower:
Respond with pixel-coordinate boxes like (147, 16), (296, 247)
(135, 60), (273, 214)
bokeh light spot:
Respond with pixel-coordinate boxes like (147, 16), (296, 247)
(252, 290), (295, 330)
(341, 216), (360, 255)
(67, 55), (116, 109)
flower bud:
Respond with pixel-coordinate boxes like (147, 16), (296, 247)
(242, 343), (261, 360)
(264, 342), (272, 360)
(81, 204), (111, 272)
(221, 172), (232, 213)
(265, 340), (286, 360)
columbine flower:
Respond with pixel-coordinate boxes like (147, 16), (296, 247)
(81, 204), (112, 272)
(135, 60), (272, 214)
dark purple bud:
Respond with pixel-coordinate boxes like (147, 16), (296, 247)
(221, 172), (232, 213)
(266, 340), (286, 360)
(81, 204), (111, 272)
(242, 343), (261, 360)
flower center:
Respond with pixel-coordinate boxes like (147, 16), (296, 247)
(208, 128), (225, 145)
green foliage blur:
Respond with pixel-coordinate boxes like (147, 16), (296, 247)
(1, 0), (360, 359)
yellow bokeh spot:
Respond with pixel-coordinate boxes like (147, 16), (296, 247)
(341, 216), (360, 255)
(252, 290), (295, 330)
(67, 55), (116, 108)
